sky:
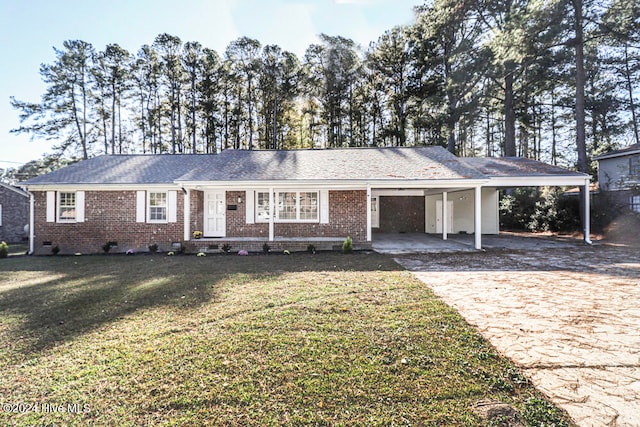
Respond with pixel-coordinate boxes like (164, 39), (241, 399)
(0, 0), (420, 169)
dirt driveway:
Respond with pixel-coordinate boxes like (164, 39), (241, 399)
(395, 243), (640, 426)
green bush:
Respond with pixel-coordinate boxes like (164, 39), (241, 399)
(500, 187), (581, 233)
(342, 236), (353, 254)
(0, 241), (8, 259)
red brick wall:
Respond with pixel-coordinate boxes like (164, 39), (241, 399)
(225, 190), (367, 242)
(32, 190), (185, 255)
(378, 196), (425, 233)
(226, 191), (269, 237)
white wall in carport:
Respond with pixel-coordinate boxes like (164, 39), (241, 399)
(425, 188), (499, 234)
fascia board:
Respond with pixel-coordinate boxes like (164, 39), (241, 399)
(21, 183), (177, 192)
(594, 150), (640, 161)
(485, 176), (590, 187)
(177, 179), (490, 190)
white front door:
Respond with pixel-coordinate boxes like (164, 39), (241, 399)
(205, 191), (226, 237)
(371, 196), (380, 228)
(435, 200), (453, 233)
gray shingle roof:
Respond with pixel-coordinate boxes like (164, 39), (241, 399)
(461, 157), (586, 177)
(178, 146), (486, 182)
(592, 143), (640, 160)
(20, 147), (585, 186)
(20, 155), (215, 185)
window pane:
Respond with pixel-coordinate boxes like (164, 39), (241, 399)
(59, 192), (76, 220)
(631, 195), (640, 213)
(299, 192), (318, 220)
(278, 192), (297, 220)
(149, 192), (167, 221)
(631, 156), (640, 177)
(256, 192), (271, 221)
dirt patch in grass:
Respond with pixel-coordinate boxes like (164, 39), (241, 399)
(0, 252), (572, 426)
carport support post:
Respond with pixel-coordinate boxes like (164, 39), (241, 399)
(183, 188), (191, 241)
(442, 191), (448, 241)
(584, 181), (592, 244)
(474, 186), (482, 250)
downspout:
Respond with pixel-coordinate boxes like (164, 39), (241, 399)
(27, 190), (35, 255)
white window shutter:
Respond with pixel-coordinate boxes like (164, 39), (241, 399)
(167, 190), (177, 223)
(46, 191), (56, 223)
(76, 191), (85, 222)
(246, 190), (255, 224)
(320, 190), (329, 224)
(136, 191), (146, 223)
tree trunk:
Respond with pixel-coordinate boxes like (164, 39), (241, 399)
(624, 43), (640, 144)
(503, 68), (516, 157)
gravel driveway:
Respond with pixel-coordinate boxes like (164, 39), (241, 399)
(395, 244), (640, 426)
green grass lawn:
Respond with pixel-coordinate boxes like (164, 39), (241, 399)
(0, 251), (572, 426)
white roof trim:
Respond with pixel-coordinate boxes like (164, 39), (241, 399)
(0, 182), (29, 197)
(593, 148), (640, 160)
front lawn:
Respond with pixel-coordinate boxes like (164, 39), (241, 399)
(0, 252), (571, 426)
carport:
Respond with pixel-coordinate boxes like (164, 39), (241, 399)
(368, 157), (592, 251)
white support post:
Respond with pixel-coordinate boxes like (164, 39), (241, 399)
(366, 184), (372, 242)
(442, 191), (448, 241)
(183, 189), (191, 241)
(584, 181), (592, 244)
(474, 185), (482, 250)
(269, 188), (274, 241)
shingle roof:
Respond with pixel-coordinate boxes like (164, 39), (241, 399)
(20, 147), (585, 186)
(20, 155), (214, 185)
(461, 157), (586, 177)
(592, 143), (640, 160)
(178, 146), (485, 182)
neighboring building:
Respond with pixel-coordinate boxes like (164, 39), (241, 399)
(594, 143), (640, 213)
(0, 182), (29, 243)
(19, 146), (590, 255)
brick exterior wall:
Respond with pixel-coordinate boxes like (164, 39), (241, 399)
(223, 190), (367, 242)
(0, 186), (29, 243)
(378, 196), (425, 233)
(32, 190), (185, 255)
(31, 188), (369, 255)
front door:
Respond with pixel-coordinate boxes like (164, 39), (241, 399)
(205, 191), (226, 237)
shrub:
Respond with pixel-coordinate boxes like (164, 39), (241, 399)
(262, 243), (270, 254)
(342, 236), (353, 254)
(221, 243), (231, 253)
(307, 244), (316, 254)
(148, 243), (159, 253)
(102, 241), (117, 253)
(51, 246), (60, 256)
(0, 241), (8, 259)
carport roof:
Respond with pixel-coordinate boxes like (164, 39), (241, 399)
(462, 157), (587, 178)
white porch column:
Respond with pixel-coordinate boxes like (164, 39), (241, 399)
(584, 181), (592, 244)
(442, 191), (448, 241)
(474, 185), (482, 250)
(183, 189), (191, 241)
(366, 184), (372, 242)
(269, 188), (274, 241)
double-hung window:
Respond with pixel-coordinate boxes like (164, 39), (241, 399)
(148, 192), (167, 222)
(630, 195), (640, 213)
(58, 192), (76, 222)
(630, 156), (640, 179)
(255, 191), (319, 222)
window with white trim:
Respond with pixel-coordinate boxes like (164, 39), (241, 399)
(256, 192), (271, 222)
(630, 195), (640, 213)
(256, 191), (320, 222)
(148, 192), (167, 222)
(630, 156), (640, 178)
(58, 192), (76, 222)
